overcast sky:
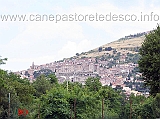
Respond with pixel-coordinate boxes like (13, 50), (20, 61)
(0, 0), (160, 71)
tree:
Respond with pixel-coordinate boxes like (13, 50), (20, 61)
(85, 77), (102, 92)
(0, 56), (7, 65)
(32, 75), (52, 98)
(98, 47), (103, 52)
(47, 74), (58, 84)
(153, 93), (160, 118)
(138, 25), (160, 96)
(40, 86), (70, 119)
(139, 97), (156, 119)
(0, 69), (35, 119)
(76, 53), (80, 56)
(105, 47), (112, 51)
(33, 69), (53, 78)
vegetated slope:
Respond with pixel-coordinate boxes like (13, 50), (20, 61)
(78, 35), (145, 58)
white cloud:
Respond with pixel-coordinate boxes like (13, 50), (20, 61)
(1, 19), (85, 55)
(58, 39), (91, 59)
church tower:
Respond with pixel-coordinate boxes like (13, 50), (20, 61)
(31, 62), (34, 69)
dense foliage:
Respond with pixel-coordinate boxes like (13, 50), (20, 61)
(138, 25), (160, 96)
(0, 69), (35, 119)
(0, 68), (160, 119)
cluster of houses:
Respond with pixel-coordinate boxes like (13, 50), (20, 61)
(15, 56), (148, 96)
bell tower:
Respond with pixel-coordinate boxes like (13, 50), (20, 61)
(31, 62), (34, 69)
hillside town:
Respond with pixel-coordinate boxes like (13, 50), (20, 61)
(14, 31), (152, 97)
(15, 55), (149, 97)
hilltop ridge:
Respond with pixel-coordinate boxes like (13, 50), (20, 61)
(76, 32), (148, 59)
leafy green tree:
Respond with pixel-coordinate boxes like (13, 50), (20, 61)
(140, 97), (156, 119)
(33, 69), (53, 78)
(0, 56), (7, 65)
(0, 69), (19, 119)
(47, 74), (58, 84)
(138, 25), (160, 96)
(0, 70), (9, 119)
(85, 77), (102, 92)
(99, 86), (122, 119)
(32, 75), (52, 98)
(68, 83), (101, 119)
(0, 69), (35, 119)
(153, 93), (160, 118)
(40, 86), (70, 119)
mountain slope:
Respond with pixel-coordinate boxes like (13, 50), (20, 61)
(78, 35), (145, 58)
